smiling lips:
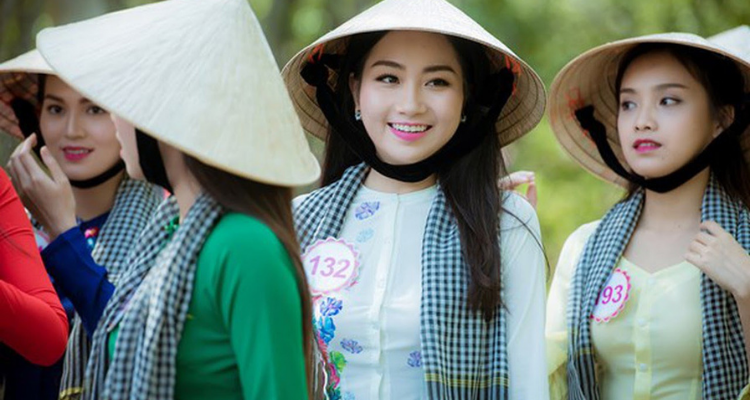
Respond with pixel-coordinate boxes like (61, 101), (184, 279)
(62, 146), (93, 161)
(633, 139), (661, 154)
(388, 122), (432, 142)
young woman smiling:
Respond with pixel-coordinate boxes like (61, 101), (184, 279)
(283, 0), (549, 398)
(0, 49), (161, 400)
(547, 33), (750, 399)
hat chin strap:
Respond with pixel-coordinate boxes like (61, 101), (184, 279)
(10, 97), (125, 189)
(135, 129), (173, 192)
(300, 56), (515, 183)
(68, 161), (125, 189)
(575, 94), (750, 193)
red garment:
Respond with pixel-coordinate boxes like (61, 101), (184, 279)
(0, 169), (68, 366)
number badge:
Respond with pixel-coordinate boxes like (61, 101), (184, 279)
(591, 268), (632, 323)
(302, 237), (360, 296)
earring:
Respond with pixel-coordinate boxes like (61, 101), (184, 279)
(461, 114), (467, 123)
(354, 110), (362, 121)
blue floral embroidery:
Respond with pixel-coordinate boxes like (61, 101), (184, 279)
(319, 297), (343, 317)
(407, 351), (422, 368)
(316, 316), (336, 345)
(356, 228), (374, 243)
(354, 201), (380, 220)
(340, 339), (363, 354)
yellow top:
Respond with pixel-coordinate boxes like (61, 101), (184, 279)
(547, 221), (750, 400)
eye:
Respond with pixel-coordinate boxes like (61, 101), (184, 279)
(87, 105), (108, 115)
(426, 78), (450, 87)
(619, 100), (635, 111)
(660, 97), (680, 106)
(376, 74), (399, 84)
(46, 104), (64, 115)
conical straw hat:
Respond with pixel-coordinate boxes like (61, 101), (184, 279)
(710, 25), (750, 61)
(37, 0), (320, 187)
(282, 0), (546, 147)
(548, 32), (750, 187)
(0, 49), (54, 139)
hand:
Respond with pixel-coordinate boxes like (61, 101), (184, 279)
(7, 134), (77, 240)
(498, 171), (537, 209)
(685, 220), (750, 299)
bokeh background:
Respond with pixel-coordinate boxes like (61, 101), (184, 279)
(1, 0), (748, 266)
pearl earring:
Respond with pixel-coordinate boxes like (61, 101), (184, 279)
(355, 110), (362, 121)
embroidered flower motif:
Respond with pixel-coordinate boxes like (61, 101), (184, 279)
(340, 339), (363, 354)
(316, 316), (336, 345)
(319, 297), (343, 317)
(355, 228), (375, 243)
(407, 351), (422, 368)
(354, 201), (380, 220)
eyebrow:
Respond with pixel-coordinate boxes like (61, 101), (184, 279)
(43, 94), (94, 104)
(370, 60), (458, 74)
(620, 83), (689, 94)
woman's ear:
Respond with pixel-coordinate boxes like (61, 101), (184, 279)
(349, 73), (361, 110)
(714, 105), (735, 138)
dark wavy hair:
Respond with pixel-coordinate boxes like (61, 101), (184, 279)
(616, 43), (750, 207)
(322, 31), (517, 321)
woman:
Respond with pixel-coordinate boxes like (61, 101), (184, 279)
(0, 49), (162, 399)
(282, 0), (549, 398)
(36, 0), (320, 398)
(0, 167), (67, 370)
(546, 33), (750, 399)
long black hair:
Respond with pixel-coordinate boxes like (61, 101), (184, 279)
(617, 44), (750, 207)
(322, 31), (511, 321)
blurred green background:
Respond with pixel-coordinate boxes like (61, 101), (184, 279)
(1, 0), (748, 266)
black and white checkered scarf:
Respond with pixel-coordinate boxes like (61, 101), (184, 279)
(82, 193), (223, 400)
(567, 175), (749, 399)
(295, 163), (509, 400)
(35, 177), (162, 400)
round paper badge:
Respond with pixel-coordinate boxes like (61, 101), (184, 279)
(302, 237), (360, 296)
(591, 268), (632, 323)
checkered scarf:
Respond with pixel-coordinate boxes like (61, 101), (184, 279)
(294, 163), (509, 400)
(82, 193), (223, 400)
(567, 175), (749, 399)
(56, 177), (162, 400)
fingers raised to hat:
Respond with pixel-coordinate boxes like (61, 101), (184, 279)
(40, 146), (69, 185)
(526, 180), (538, 209)
(16, 143), (51, 189)
(9, 143), (35, 192)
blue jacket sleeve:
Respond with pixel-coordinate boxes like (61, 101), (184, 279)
(41, 227), (115, 336)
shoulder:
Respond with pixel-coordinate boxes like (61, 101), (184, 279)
(197, 213), (299, 296)
(202, 213), (286, 259)
(292, 192), (312, 211)
(500, 191), (540, 235)
(562, 220), (600, 255)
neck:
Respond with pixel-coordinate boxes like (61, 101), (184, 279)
(639, 168), (710, 232)
(363, 167), (436, 194)
(173, 176), (201, 221)
(72, 171), (124, 221)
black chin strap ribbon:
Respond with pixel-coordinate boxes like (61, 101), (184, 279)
(11, 97), (125, 189)
(135, 129), (172, 192)
(301, 55), (515, 183)
(575, 94), (750, 193)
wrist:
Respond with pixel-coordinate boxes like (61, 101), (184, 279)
(48, 219), (77, 241)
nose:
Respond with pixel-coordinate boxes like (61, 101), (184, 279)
(396, 83), (427, 116)
(634, 106), (657, 132)
(64, 111), (85, 139)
